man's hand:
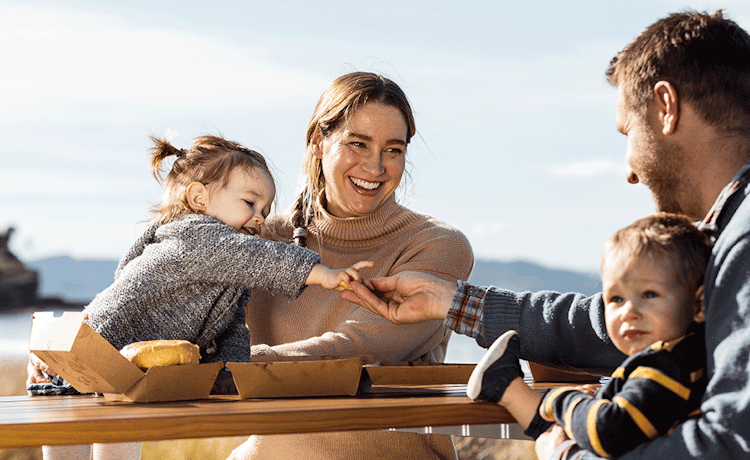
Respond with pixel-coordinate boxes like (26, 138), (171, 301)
(340, 271), (458, 324)
(26, 352), (55, 387)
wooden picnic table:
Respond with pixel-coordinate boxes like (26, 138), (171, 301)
(0, 383), (566, 448)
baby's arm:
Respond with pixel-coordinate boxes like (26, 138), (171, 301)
(539, 373), (687, 459)
(305, 261), (374, 290)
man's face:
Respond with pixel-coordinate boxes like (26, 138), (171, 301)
(616, 87), (699, 218)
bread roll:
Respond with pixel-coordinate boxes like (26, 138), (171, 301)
(120, 340), (201, 369)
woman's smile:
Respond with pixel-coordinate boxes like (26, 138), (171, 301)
(315, 102), (408, 218)
(350, 176), (382, 192)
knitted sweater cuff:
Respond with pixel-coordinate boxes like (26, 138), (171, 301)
(479, 287), (524, 348)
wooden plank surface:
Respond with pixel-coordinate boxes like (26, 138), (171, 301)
(0, 385), (516, 448)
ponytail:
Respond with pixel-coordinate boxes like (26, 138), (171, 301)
(149, 136), (184, 183)
(290, 193), (312, 247)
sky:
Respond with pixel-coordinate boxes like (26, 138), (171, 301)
(2, 0), (750, 274)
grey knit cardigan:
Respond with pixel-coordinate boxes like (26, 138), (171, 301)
(84, 214), (321, 363)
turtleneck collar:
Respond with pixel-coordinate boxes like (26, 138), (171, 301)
(309, 191), (424, 247)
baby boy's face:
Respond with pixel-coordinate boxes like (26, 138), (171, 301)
(602, 253), (700, 356)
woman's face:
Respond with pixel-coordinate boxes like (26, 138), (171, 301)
(313, 102), (408, 218)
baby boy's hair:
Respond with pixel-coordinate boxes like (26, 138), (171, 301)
(148, 135), (274, 225)
(602, 213), (712, 293)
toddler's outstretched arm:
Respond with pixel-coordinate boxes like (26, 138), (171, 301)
(305, 261), (374, 291)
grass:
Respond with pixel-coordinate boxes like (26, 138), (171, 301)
(0, 361), (41, 460)
(0, 360), (536, 459)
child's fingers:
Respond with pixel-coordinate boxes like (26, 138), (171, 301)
(347, 279), (376, 294)
(344, 267), (366, 282)
(351, 260), (374, 270)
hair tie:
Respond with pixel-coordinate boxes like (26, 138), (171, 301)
(176, 148), (187, 158)
(293, 227), (308, 246)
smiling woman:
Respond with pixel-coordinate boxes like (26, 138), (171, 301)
(234, 72), (474, 460)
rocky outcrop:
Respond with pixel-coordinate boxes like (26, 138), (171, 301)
(0, 227), (39, 308)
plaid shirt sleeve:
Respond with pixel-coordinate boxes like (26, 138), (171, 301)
(443, 280), (485, 339)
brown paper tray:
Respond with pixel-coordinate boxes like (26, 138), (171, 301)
(364, 363), (476, 386)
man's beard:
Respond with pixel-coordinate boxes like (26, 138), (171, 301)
(642, 139), (700, 218)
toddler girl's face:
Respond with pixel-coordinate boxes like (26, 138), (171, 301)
(602, 252), (702, 356)
(203, 167), (275, 236)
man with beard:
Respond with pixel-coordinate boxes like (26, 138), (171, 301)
(344, 10), (750, 460)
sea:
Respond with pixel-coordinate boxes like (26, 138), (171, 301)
(0, 308), (40, 361)
(0, 256), (601, 364)
(3, 255), (602, 366)
(0, 307), (489, 364)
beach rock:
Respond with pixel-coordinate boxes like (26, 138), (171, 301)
(0, 227), (40, 309)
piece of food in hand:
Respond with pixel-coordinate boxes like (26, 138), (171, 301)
(338, 281), (353, 290)
(120, 340), (201, 369)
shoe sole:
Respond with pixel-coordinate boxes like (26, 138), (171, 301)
(466, 330), (518, 400)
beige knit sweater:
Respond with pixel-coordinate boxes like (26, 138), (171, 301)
(233, 195), (474, 460)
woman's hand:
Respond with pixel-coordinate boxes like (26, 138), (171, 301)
(26, 352), (55, 387)
(340, 271), (458, 324)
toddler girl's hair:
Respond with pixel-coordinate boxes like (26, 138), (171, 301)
(149, 135), (273, 225)
(601, 212), (712, 293)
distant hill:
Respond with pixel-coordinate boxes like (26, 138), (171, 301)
(27, 256), (601, 304)
(28, 256), (118, 303)
(469, 260), (601, 296)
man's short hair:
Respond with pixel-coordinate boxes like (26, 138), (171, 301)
(607, 10), (750, 135)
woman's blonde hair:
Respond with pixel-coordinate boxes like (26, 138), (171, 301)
(289, 71), (416, 246)
(149, 135), (273, 225)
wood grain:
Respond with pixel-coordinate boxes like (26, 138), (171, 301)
(0, 387), (512, 448)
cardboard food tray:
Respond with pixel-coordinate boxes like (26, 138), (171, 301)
(227, 357), (364, 399)
(29, 311), (224, 403)
(363, 363), (476, 386)
(528, 362), (603, 383)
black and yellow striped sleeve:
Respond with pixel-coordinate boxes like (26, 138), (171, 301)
(540, 331), (706, 458)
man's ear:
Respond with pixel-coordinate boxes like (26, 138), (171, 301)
(186, 182), (208, 212)
(653, 81), (680, 135)
(693, 285), (706, 324)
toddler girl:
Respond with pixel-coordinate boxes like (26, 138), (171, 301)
(32, 135), (371, 460)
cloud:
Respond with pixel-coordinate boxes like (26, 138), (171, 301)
(512, 90), (613, 107)
(470, 221), (508, 238)
(548, 159), (624, 177)
(0, 167), (154, 196)
(0, 3), (326, 121)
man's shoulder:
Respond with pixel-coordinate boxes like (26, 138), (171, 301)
(716, 189), (750, 247)
(707, 189), (750, 299)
